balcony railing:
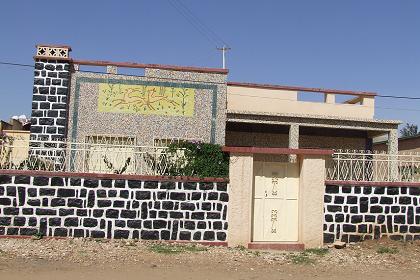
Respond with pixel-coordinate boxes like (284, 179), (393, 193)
(0, 140), (176, 176)
(326, 150), (420, 182)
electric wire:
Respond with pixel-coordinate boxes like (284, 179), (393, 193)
(167, 0), (220, 47)
(0, 60), (419, 111)
(170, 0), (230, 47)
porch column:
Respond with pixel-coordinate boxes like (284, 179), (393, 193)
(388, 129), (399, 181)
(227, 153), (254, 247)
(289, 124), (299, 162)
(299, 155), (326, 248)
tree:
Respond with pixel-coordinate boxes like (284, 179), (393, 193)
(400, 123), (419, 137)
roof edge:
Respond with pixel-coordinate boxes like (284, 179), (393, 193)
(71, 59), (229, 74)
(228, 81), (377, 97)
(227, 110), (402, 125)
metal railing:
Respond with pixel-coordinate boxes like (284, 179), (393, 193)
(326, 150), (420, 182)
(0, 140), (176, 176)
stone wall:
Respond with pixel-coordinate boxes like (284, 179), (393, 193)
(0, 173), (228, 242)
(324, 184), (420, 243)
(31, 59), (70, 142)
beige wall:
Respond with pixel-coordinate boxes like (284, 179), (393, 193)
(227, 85), (374, 119)
(227, 153), (254, 246)
(227, 152), (327, 248)
(298, 155), (326, 248)
(1, 130), (30, 166)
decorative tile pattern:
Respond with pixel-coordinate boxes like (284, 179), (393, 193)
(68, 72), (226, 146)
(36, 46), (70, 59)
(98, 83), (195, 116)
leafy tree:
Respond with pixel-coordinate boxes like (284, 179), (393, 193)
(400, 123), (419, 137)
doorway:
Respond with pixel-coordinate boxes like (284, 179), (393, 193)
(252, 161), (299, 242)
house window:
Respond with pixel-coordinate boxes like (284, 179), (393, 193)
(84, 135), (136, 174)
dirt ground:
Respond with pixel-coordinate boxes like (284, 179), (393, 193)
(0, 237), (419, 280)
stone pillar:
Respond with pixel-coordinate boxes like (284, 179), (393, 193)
(30, 45), (71, 143)
(227, 153), (253, 247)
(30, 45), (72, 166)
(289, 124), (299, 162)
(388, 129), (399, 181)
(299, 155), (326, 248)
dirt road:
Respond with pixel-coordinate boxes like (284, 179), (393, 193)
(0, 238), (418, 280)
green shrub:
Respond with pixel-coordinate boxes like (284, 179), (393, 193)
(166, 141), (229, 178)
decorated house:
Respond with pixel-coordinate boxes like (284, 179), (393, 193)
(0, 44), (419, 249)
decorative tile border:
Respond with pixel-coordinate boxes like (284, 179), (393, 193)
(71, 77), (219, 143)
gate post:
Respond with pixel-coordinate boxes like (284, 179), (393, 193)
(227, 152), (254, 247)
(299, 154), (326, 248)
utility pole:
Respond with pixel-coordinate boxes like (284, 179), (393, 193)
(217, 45), (231, 69)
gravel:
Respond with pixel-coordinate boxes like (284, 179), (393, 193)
(0, 237), (419, 272)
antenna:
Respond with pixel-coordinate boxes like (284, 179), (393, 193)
(217, 45), (231, 69)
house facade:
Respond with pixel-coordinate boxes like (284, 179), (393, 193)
(2, 44), (418, 249)
(0, 117), (30, 168)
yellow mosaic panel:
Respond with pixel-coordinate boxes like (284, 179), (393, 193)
(98, 83), (195, 116)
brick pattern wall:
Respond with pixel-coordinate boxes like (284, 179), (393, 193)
(31, 59), (70, 142)
(0, 174), (229, 241)
(324, 185), (420, 243)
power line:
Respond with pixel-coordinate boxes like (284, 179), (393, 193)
(0, 61), (33, 68)
(166, 0), (231, 68)
(167, 0), (220, 47)
(171, 0), (230, 47)
(0, 60), (226, 85)
(0, 60), (419, 102)
(375, 95), (420, 101)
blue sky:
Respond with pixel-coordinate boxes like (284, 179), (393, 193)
(0, 0), (419, 128)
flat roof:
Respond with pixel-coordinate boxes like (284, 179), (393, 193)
(228, 81), (377, 97)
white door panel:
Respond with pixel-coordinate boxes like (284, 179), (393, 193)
(253, 162), (299, 242)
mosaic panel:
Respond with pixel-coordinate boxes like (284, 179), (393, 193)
(98, 83), (195, 116)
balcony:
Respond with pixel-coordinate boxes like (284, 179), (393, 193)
(227, 82), (376, 120)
